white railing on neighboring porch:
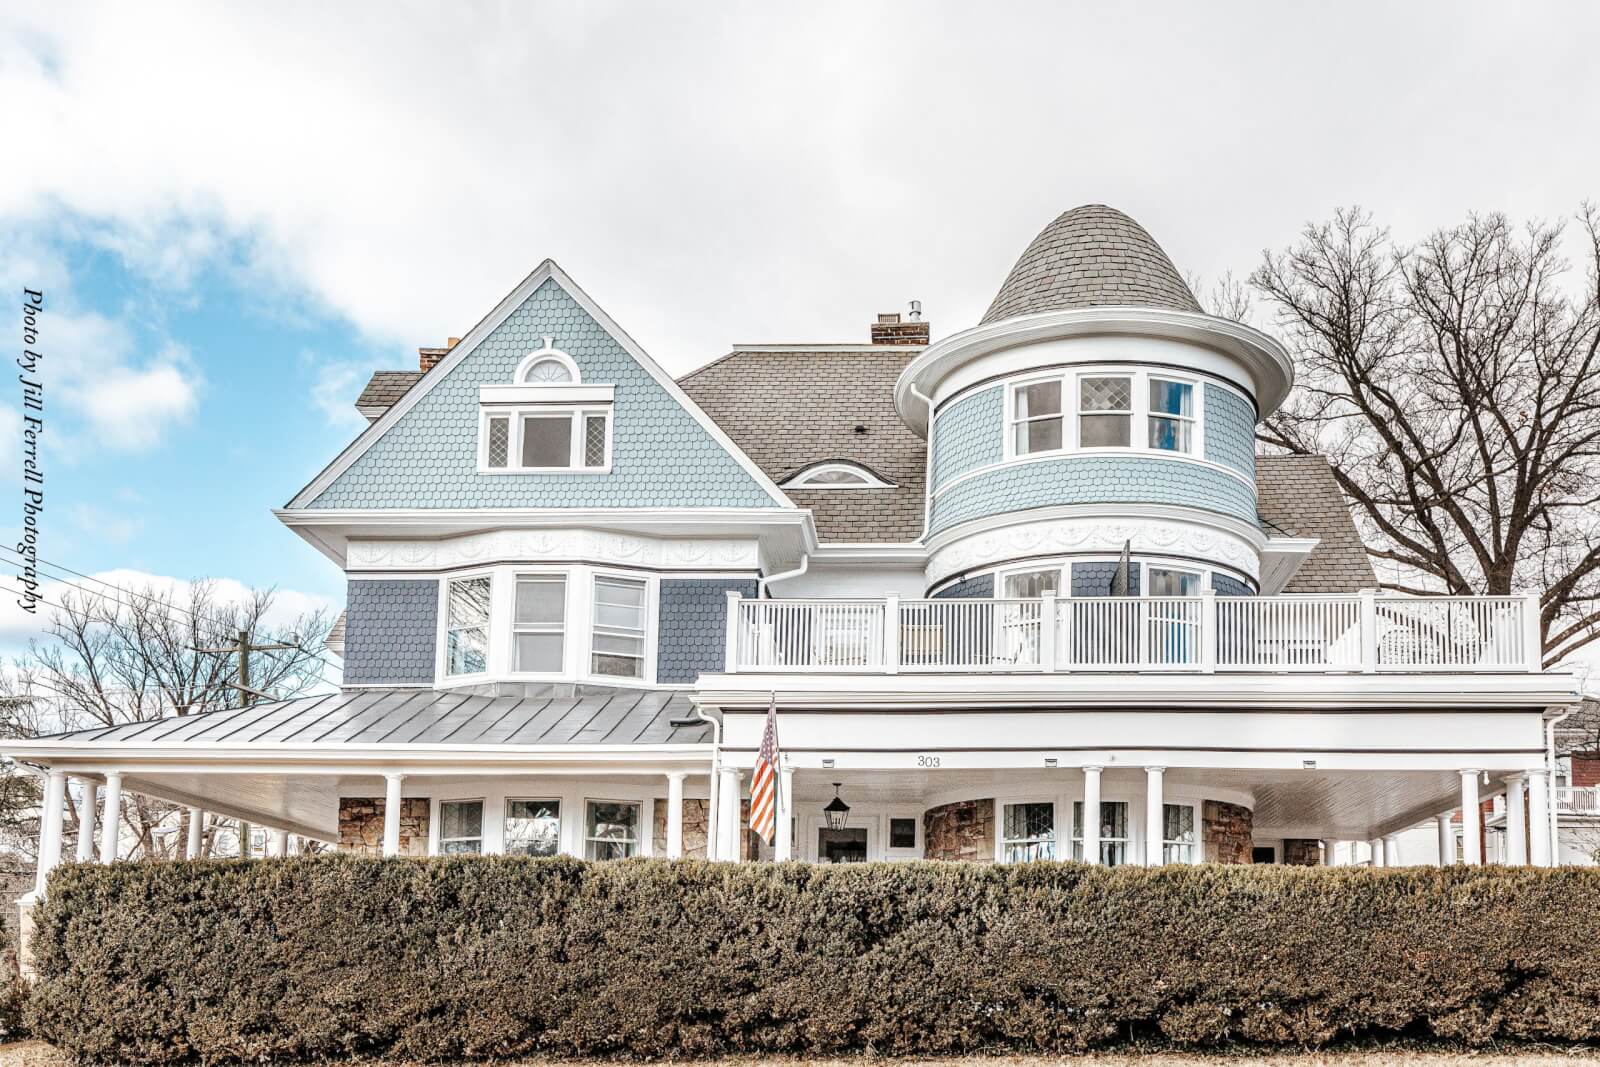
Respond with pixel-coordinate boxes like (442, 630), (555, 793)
(725, 591), (1543, 674)
(1555, 786), (1600, 814)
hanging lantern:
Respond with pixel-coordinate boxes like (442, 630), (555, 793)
(822, 782), (850, 831)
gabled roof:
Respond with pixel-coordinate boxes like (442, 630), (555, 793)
(680, 346), (926, 543)
(981, 204), (1202, 324)
(1256, 455), (1376, 593)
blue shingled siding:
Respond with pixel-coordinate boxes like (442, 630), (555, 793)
(656, 578), (759, 683)
(1204, 384), (1256, 477)
(930, 387), (1004, 490)
(1069, 561), (1143, 596)
(1211, 572), (1254, 596)
(343, 579), (439, 685)
(932, 573), (994, 599)
(309, 278), (777, 509)
(929, 455), (1257, 536)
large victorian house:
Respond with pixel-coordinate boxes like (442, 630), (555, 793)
(11, 206), (1580, 913)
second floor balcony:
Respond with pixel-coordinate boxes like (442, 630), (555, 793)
(725, 592), (1543, 675)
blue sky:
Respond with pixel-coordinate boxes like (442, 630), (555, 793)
(3, 1), (1599, 674)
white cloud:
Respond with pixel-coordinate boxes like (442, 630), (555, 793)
(67, 502), (141, 545)
(307, 356), (370, 430)
(74, 353), (198, 449)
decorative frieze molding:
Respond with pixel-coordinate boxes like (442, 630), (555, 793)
(349, 529), (760, 573)
(926, 512), (1260, 587)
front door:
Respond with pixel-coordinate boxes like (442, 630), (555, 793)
(817, 827), (868, 863)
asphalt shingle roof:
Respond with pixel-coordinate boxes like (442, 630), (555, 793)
(981, 204), (1203, 324)
(679, 347), (927, 543)
(355, 371), (424, 413)
(1256, 454), (1376, 593)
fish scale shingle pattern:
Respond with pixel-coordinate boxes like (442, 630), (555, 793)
(931, 387), (1004, 490)
(981, 204), (1203, 324)
(656, 578), (757, 683)
(929, 455), (1258, 537)
(309, 279), (777, 510)
(1203, 384), (1256, 476)
(343, 579), (438, 685)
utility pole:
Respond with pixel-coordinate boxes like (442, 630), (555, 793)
(192, 629), (299, 708)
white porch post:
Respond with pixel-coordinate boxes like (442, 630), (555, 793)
(185, 809), (205, 860)
(1383, 833), (1400, 867)
(1505, 776), (1528, 865)
(98, 771), (122, 864)
(1082, 766), (1103, 865)
(268, 829), (288, 858)
(664, 771), (687, 859)
(238, 821), (252, 859)
(1144, 766), (1165, 866)
(1459, 769), (1482, 865)
(1436, 813), (1454, 866)
(383, 772), (404, 857)
(718, 767), (742, 861)
(74, 778), (96, 862)
(1369, 837), (1385, 867)
(1527, 768), (1552, 867)
(33, 770), (67, 895)
(775, 767), (794, 861)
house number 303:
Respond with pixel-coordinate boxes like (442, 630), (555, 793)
(917, 755), (942, 768)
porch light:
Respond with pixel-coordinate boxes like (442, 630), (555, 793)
(822, 782), (851, 831)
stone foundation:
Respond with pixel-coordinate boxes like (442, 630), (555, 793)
(1283, 838), (1323, 866)
(923, 798), (995, 861)
(1202, 800), (1253, 864)
(339, 797), (430, 856)
(651, 798), (711, 859)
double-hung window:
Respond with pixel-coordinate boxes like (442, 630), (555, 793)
(445, 576), (491, 677)
(513, 575), (566, 673)
(440, 799), (484, 854)
(585, 800), (640, 859)
(1162, 803), (1196, 864)
(1002, 801), (1056, 862)
(505, 799), (561, 856)
(1078, 375), (1133, 447)
(591, 576), (647, 679)
(1148, 378), (1195, 454)
(483, 408), (610, 472)
(1011, 379), (1063, 455)
(1072, 800), (1130, 865)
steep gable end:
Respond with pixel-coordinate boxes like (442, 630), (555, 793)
(296, 266), (788, 511)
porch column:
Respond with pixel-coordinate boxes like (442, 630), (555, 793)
(1383, 833), (1400, 866)
(238, 821), (252, 859)
(74, 778), (96, 862)
(1459, 769), (1482, 865)
(775, 767), (795, 862)
(1505, 776), (1527, 865)
(98, 771), (122, 863)
(33, 770), (67, 895)
(185, 809), (205, 860)
(1144, 766), (1165, 866)
(268, 829), (289, 858)
(1082, 766), (1103, 865)
(718, 768), (742, 861)
(1369, 837), (1384, 867)
(664, 772), (687, 859)
(1436, 813), (1454, 866)
(1527, 768), (1552, 867)
(382, 772), (404, 857)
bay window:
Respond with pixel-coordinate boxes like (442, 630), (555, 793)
(1000, 369), (1212, 460)
(505, 799), (561, 856)
(513, 575), (566, 673)
(1002, 801), (1055, 862)
(591, 576), (647, 678)
(585, 800), (640, 859)
(440, 799), (484, 854)
(1072, 800), (1130, 865)
(445, 576), (491, 677)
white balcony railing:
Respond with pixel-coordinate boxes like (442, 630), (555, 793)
(1555, 786), (1600, 815)
(724, 591), (1542, 674)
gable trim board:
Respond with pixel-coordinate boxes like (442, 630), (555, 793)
(285, 260), (794, 512)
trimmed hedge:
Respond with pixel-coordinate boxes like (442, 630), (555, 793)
(26, 856), (1600, 1063)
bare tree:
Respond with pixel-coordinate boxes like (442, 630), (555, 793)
(3, 580), (331, 859)
(1250, 207), (1600, 667)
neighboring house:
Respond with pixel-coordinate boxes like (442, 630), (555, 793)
(9, 205), (1581, 917)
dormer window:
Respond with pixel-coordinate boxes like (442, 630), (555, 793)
(479, 337), (614, 473)
(781, 461), (895, 489)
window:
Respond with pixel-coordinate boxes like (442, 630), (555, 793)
(1078, 376), (1132, 447)
(481, 408), (610, 472)
(1002, 567), (1060, 598)
(1002, 801), (1055, 862)
(513, 575), (566, 673)
(585, 800), (640, 859)
(1072, 801), (1130, 865)
(1147, 567), (1202, 597)
(591, 576), (647, 678)
(1148, 378), (1195, 453)
(523, 357), (574, 384)
(440, 800), (484, 854)
(1162, 803), (1196, 864)
(890, 818), (917, 849)
(780, 462), (894, 489)
(1011, 379), (1063, 455)
(445, 576), (490, 676)
(505, 799), (561, 856)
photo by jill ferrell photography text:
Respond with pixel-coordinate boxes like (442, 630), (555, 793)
(17, 286), (44, 614)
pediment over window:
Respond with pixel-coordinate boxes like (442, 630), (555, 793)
(781, 461), (896, 489)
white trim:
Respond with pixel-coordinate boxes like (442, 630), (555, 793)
(285, 260), (795, 510)
(781, 461), (897, 490)
(514, 338), (581, 385)
(480, 384), (614, 405)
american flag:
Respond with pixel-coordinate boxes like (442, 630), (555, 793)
(749, 698), (781, 844)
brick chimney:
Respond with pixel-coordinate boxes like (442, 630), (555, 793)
(870, 303), (929, 345)
(419, 337), (461, 373)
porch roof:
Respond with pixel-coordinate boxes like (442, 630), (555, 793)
(30, 686), (712, 751)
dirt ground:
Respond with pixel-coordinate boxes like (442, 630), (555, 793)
(3, 1042), (1598, 1066)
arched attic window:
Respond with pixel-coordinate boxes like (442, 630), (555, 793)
(515, 336), (580, 384)
(781, 461), (895, 490)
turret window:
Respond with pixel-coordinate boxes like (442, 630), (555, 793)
(1148, 378), (1195, 453)
(1002, 368), (1208, 461)
(1078, 376), (1132, 447)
